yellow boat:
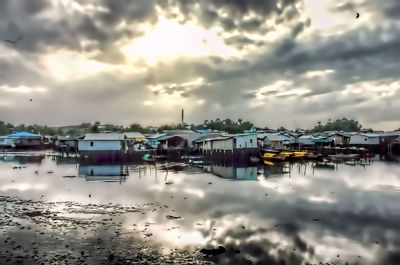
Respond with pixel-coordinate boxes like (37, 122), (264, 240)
(293, 151), (308, 158)
(263, 152), (277, 159)
(279, 151), (293, 160)
(264, 160), (275, 165)
(263, 151), (287, 161)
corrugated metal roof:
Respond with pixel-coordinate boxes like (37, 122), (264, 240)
(83, 133), (125, 141)
(358, 133), (381, 137)
(157, 134), (185, 141)
(258, 133), (288, 141)
(299, 135), (313, 139)
(194, 134), (225, 143)
(124, 132), (145, 139)
(9, 132), (40, 137)
(146, 133), (167, 140)
(200, 135), (234, 142)
(335, 132), (351, 137)
(382, 131), (400, 136)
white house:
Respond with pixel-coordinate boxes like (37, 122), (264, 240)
(258, 133), (290, 150)
(349, 133), (380, 145)
(196, 133), (257, 151)
(78, 133), (126, 152)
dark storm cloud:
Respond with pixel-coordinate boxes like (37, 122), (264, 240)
(331, 0), (400, 20)
(0, 0), (158, 63)
(0, 57), (45, 87)
(159, 0), (304, 48)
(224, 36), (265, 49)
(99, 0), (157, 25)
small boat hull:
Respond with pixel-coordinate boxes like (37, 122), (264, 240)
(250, 156), (261, 163)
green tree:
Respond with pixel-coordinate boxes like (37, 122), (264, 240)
(0, 121), (11, 135)
(312, 118), (362, 132)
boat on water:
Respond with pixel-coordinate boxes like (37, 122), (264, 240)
(250, 155), (261, 163)
(189, 159), (204, 166)
(262, 150), (287, 161)
(142, 153), (156, 163)
(345, 160), (357, 166)
(264, 160), (275, 165)
(329, 153), (359, 160)
(292, 151), (308, 158)
(313, 162), (336, 169)
(160, 162), (187, 170)
(305, 153), (321, 159)
(279, 151), (294, 160)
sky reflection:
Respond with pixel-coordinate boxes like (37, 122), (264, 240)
(1, 153), (400, 264)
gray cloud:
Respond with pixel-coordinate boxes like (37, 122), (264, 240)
(0, 0), (400, 129)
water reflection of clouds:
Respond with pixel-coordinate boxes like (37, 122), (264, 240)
(1, 156), (400, 264)
(0, 182), (47, 192)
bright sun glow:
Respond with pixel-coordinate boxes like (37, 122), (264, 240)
(121, 17), (235, 65)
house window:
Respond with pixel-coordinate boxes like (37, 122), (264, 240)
(365, 138), (368, 141)
(90, 141), (94, 147)
(250, 139), (253, 144)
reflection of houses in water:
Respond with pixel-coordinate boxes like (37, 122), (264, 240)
(203, 164), (258, 180)
(1, 154), (45, 164)
(263, 162), (290, 178)
(78, 165), (127, 182)
(54, 156), (79, 165)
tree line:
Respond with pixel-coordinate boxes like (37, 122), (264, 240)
(0, 117), (365, 136)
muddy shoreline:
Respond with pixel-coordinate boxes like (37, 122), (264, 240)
(0, 196), (214, 264)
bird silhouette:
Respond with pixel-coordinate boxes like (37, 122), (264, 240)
(4, 34), (22, 44)
(356, 12), (360, 19)
(29, 99), (32, 102)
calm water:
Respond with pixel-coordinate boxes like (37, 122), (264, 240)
(1, 151), (400, 265)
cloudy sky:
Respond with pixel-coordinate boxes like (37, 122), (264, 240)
(0, 0), (399, 130)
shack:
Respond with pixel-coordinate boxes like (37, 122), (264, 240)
(145, 133), (167, 149)
(380, 131), (400, 152)
(124, 132), (146, 150)
(333, 132), (351, 146)
(258, 133), (289, 150)
(349, 133), (380, 146)
(196, 133), (257, 164)
(162, 130), (200, 149)
(78, 133), (126, 161)
(6, 132), (42, 149)
(158, 135), (187, 150)
(55, 135), (83, 153)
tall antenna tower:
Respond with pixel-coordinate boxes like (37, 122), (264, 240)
(181, 109), (184, 125)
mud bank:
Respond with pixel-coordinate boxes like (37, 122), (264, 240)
(0, 196), (214, 265)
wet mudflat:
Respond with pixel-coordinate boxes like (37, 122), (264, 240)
(0, 195), (211, 264)
(1, 152), (400, 265)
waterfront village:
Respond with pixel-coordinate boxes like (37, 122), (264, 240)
(1, 118), (399, 165)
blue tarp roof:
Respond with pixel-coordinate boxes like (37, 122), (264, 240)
(8, 132), (40, 137)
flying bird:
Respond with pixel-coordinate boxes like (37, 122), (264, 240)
(356, 12), (360, 19)
(4, 34), (23, 44)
